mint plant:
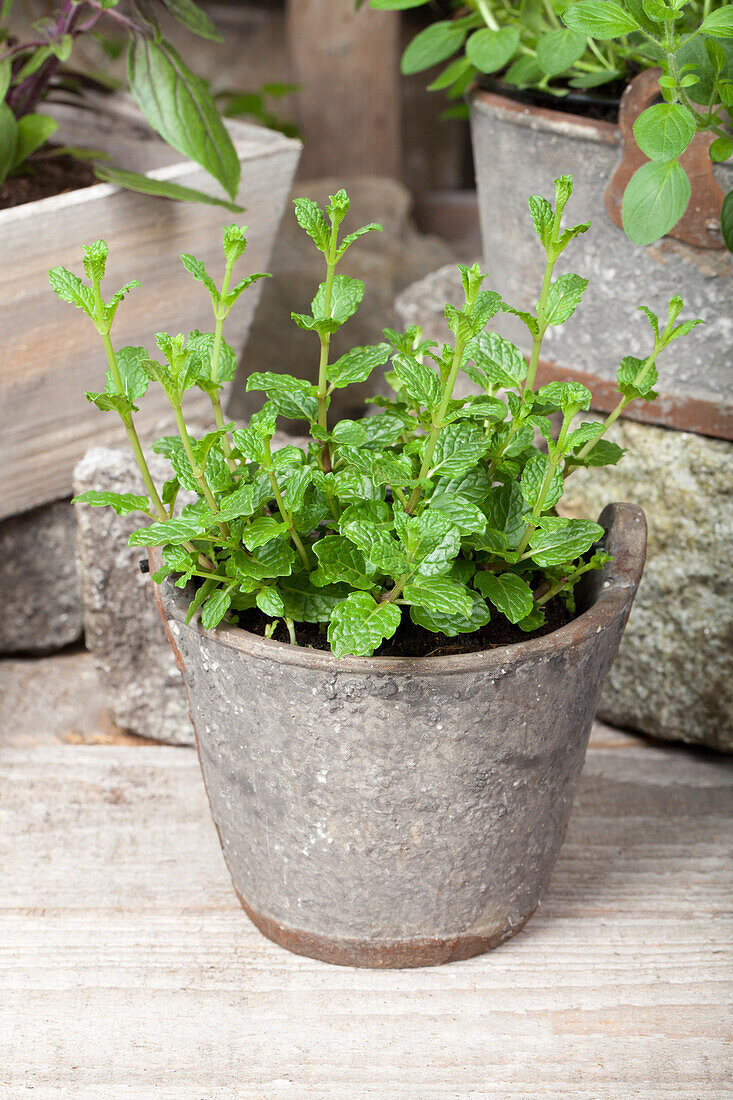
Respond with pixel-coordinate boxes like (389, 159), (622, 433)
(364, 0), (732, 248)
(54, 180), (700, 658)
(0, 0), (242, 209)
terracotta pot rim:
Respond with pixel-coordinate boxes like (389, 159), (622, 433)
(152, 502), (646, 677)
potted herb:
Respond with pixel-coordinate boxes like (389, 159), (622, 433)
(365, 0), (732, 441)
(60, 180), (697, 967)
(0, 0), (301, 518)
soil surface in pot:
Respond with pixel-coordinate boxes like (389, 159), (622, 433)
(233, 595), (572, 658)
(477, 75), (633, 124)
(0, 152), (97, 210)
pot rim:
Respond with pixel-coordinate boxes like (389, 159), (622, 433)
(468, 83), (620, 148)
(153, 502), (646, 677)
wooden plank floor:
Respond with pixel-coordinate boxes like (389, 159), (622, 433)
(1, 723), (731, 1098)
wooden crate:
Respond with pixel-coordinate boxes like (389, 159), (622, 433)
(0, 95), (300, 519)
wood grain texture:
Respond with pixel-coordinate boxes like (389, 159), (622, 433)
(1, 737), (730, 1098)
(287, 0), (400, 179)
(0, 97), (300, 519)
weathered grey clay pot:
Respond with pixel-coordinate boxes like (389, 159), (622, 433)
(152, 503), (646, 968)
(468, 83), (733, 441)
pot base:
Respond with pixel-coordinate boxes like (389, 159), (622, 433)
(235, 888), (535, 969)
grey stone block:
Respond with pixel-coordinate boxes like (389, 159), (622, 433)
(0, 501), (82, 654)
(561, 419), (733, 752)
(73, 446), (193, 747)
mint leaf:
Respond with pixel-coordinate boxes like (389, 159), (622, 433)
(201, 586), (232, 630)
(410, 588), (491, 636)
(428, 423), (489, 478)
(293, 197), (330, 252)
(528, 517), (604, 567)
(72, 490), (150, 516)
(392, 353), (442, 409)
(312, 535), (375, 590)
(544, 273), (587, 326)
(520, 451), (563, 512)
(428, 492), (487, 535)
(328, 592), (401, 657)
(404, 575), (473, 617)
(328, 343), (390, 389)
(312, 274), (364, 325)
(474, 571), (534, 624)
(246, 371), (319, 421)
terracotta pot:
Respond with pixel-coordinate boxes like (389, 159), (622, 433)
(468, 74), (733, 442)
(152, 502), (646, 968)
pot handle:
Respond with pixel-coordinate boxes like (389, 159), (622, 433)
(604, 68), (725, 251)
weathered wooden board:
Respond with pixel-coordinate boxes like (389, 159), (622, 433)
(0, 96), (300, 519)
(287, 0), (400, 179)
(0, 735), (730, 1098)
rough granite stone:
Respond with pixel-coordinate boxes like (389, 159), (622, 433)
(73, 446), (193, 747)
(0, 501), (82, 654)
(73, 432), (308, 746)
(561, 419), (733, 752)
(229, 176), (454, 423)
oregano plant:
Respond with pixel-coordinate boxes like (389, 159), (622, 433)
(363, 0), (733, 248)
(54, 179), (700, 658)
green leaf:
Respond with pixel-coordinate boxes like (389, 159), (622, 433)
(94, 164), (242, 211)
(181, 253), (218, 300)
(544, 273), (588, 326)
(106, 346), (150, 402)
(622, 159), (691, 245)
(293, 197), (330, 252)
(336, 222), (382, 259)
(11, 113), (57, 170)
(402, 510), (461, 577)
(256, 586), (285, 618)
(187, 330), (238, 384)
(246, 371), (319, 421)
(312, 274), (364, 325)
(201, 586), (232, 630)
(471, 331), (528, 389)
(312, 535), (375, 590)
(520, 451), (563, 512)
(392, 353), (442, 409)
(528, 517), (604, 567)
(280, 577), (347, 624)
(410, 588), (491, 636)
(72, 490), (150, 516)
(616, 354), (658, 401)
(48, 266), (95, 317)
(328, 343), (390, 389)
(127, 37), (240, 200)
(473, 571), (534, 624)
(340, 518), (408, 577)
(721, 190), (733, 251)
(216, 483), (256, 522)
(535, 379), (592, 414)
(633, 104), (696, 162)
(434, 464), (492, 506)
(710, 137), (733, 163)
(528, 195), (554, 247)
(465, 27), (520, 74)
(569, 439), (624, 467)
(85, 391), (135, 417)
(404, 575), (473, 618)
(161, 0), (223, 41)
(485, 481), (529, 548)
(328, 592), (401, 658)
(537, 29), (587, 77)
(401, 21), (467, 75)
(243, 518), (288, 550)
(429, 55), (474, 91)
(505, 56), (545, 87)
(128, 517), (206, 546)
(700, 8), (733, 38)
(562, 1), (641, 38)
(0, 58), (11, 104)
(428, 492), (488, 535)
(428, 423), (489, 478)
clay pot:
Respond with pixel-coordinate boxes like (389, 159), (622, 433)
(152, 502), (646, 968)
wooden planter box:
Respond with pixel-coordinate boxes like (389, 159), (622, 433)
(0, 95), (301, 519)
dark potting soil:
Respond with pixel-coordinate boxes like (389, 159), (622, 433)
(0, 152), (97, 210)
(233, 595), (573, 659)
(477, 75), (631, 124)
